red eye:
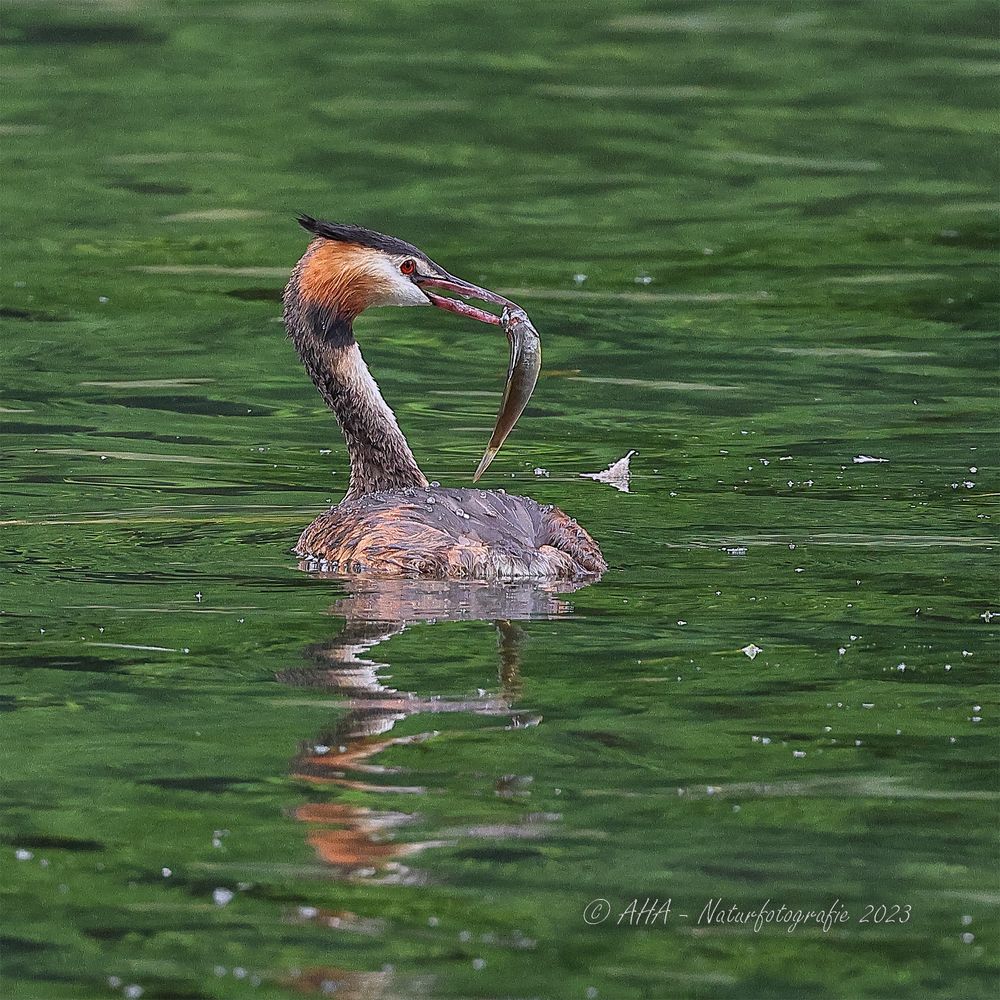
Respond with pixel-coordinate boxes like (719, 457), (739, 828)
(400, 258), (416, 275)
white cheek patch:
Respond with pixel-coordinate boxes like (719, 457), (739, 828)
(367, 255), (430, 307)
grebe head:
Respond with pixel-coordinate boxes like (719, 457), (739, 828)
(293, 215), (512, 325)
(287, 215), (541, 483)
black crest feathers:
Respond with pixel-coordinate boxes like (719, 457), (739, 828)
(296, 215), (430, 262)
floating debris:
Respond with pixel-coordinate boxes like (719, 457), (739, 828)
(853, 455), (888, 464)
(212, 887), (234, 907)
(581, 450), (636, 492)
(741, 644), (763, 660)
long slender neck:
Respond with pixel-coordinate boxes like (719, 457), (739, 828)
(285, 291), (428, 501)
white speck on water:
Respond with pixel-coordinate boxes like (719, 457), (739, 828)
(795, 567), (805, 573)
(779, 455), (793, 461)
(677, 620), (687, 626)
(161, 867), (172, 877)
(459, 930), (472, 942)
(961, 932), (975, 944)
(896, 663), (906, 672)
(573, 273), (588, 284)
(855, 740), (863, 747)
(761, 737), (771, 746)
(107, 976), (122, 989)
(634, 274), (653, 285)
(15, 849), (33, 861)
(724, 545), (748, 557)
(741, 644), (763, 660)
(124, 986), (144, 1000)
(428, 915), (439, 927)
(862, 703), (874, 709)
(962, 650), (973, 657)
(962, 914), (973, 926)
(472, 958), (486, 971)
(838, 647), (847, 655)
(973, 704), (981, 712)
(587, 989), (600, 1000)
(213, 887), (234, 907)
(824, 726), (832, 732)
(298, 905), (318, 918)
(39, 858), (49, 868)
(980, 611), (996, 622)
(98, 295), (109, 304)
(853, 455), (888, 464)
(233, 967), (247, 980)
(195, 592), (202, 602)
(313, 744), (330, 755)
(533, 467), (550, 477)
(792, 751), (806, 758)
(970, 716), (982, 723)
(949, 736), (956, 743)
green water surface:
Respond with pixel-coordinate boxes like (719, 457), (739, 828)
(1, 2), (997, 998)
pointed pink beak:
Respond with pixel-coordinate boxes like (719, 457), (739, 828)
(416, 272), (513, 326)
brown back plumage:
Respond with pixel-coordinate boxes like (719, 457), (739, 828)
(296, 487), (607, 581)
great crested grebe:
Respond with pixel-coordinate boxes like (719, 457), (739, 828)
(284, 215), (606, 580)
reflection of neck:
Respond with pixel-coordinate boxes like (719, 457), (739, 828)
(287, 303), (428, 500)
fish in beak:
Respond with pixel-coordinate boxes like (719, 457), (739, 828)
(415, 273), (542, 482)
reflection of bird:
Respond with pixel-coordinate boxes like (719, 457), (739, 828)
(282, 577), (576, 874)
(284, 216), (606, 580)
